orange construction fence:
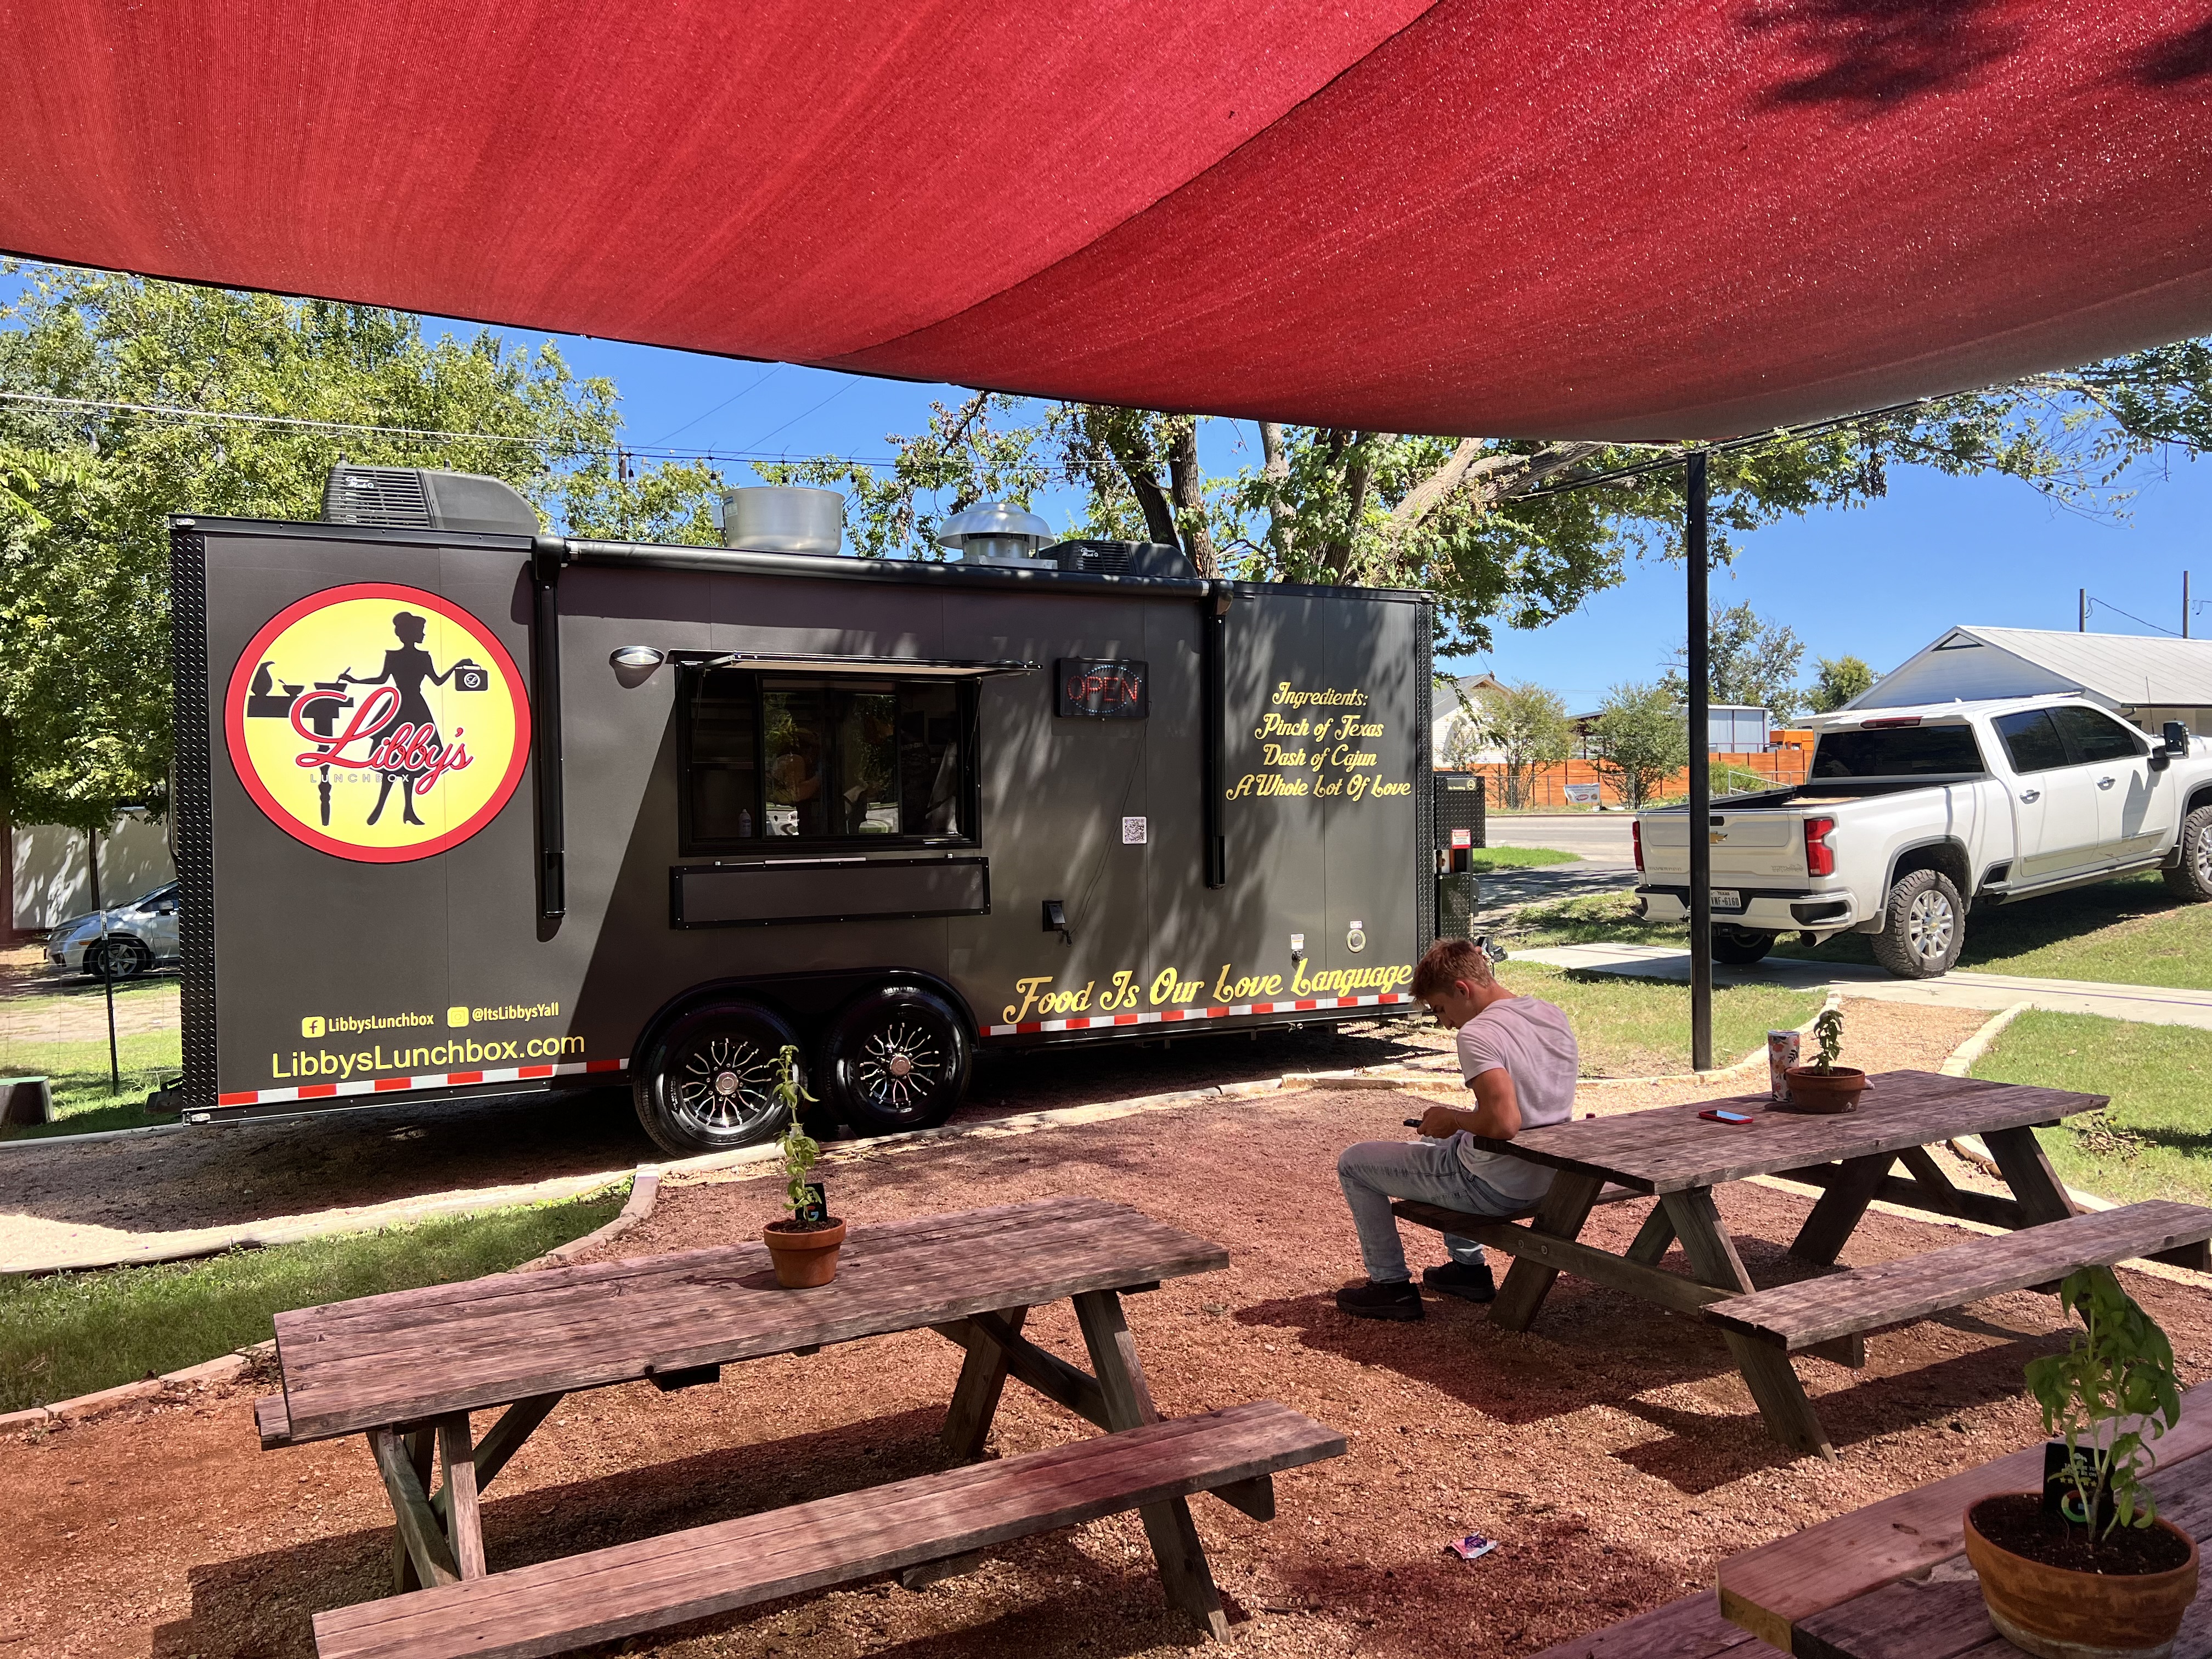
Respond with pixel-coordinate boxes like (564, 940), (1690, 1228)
(1456, 747), (1810, 810)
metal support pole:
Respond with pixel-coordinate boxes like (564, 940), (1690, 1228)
(2186, 572), (2193, 640)
(1686, 452), (1713, 1073)
(2080, 588), (2087, 632)
(87, 828), (119, 1091)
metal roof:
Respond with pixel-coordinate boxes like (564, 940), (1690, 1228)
(1849, 627), (2212, 713)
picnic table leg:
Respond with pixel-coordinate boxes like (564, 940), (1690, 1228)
(1788, 1153), (1895, 1266)
(388, 1425), (437, 1593)
(1073, 1289), (1231, 1641)
(1980, 1125), (2079, 1227)
(1488, 1170), (1605, 1332)
(1662, 1188), (1835, 1462)
(941, 1305), (1028, 1459)
(1626, 1201), (1675, 1265)
(437, 1413), (487, 1579)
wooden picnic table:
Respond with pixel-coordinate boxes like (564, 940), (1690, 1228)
(258, 1195), (1345, 1659)
(1393, 1070), (2212, 1459)
(1719, 1383), (2212, 1657)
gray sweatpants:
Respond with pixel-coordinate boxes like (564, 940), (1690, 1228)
(1336, 1132), (1541, 1284)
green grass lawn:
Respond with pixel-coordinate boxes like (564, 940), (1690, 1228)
(1497, 960), (1822, 1077)
(1464, 845), (1580, 871)
(0, 1028), (182, 1139)
(1968, 1011), (2212, 1207)
(1500, 874), (2212, 992)
(0, 1188), (627, 1412)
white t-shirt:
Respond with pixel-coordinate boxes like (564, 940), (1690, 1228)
(1454, 995), (1579, 1204)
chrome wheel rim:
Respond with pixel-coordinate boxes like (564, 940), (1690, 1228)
(672, 1034), (779, 1136)
(1906, 889), (1955, 963)
(2196, 833), (2212, 886)
(853, 1018), (945, 1120)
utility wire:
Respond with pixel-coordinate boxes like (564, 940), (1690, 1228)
(2084, 595), (2184, 637)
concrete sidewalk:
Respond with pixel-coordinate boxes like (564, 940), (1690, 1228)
(1510, 941), (2212, 1030)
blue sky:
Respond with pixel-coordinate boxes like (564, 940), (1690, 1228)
(547, 326), (2212, 710)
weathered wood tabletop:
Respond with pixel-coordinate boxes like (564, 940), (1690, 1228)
(1719, 1384), (2212, 1658)
(1392, 1071), (2205, 1460)
(263, 1195), (1273, 1644)
(270, 1194), (1225, 1443)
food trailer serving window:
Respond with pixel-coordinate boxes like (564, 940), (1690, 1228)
(680, 666), (980, 851)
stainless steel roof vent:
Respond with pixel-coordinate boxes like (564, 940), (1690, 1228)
(935, 501), (1055, 567)
(721, 486), (845, 555)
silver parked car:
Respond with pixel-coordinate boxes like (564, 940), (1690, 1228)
(46, 881), (180, 980)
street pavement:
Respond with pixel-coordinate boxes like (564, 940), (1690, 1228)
(1510, 941), (2212, 1031)
(1485, 812), (1635, 862)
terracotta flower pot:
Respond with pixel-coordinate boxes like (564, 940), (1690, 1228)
(1784, 1064), (1867, 1114)
(763, 1217), (846, 1288)
(1963, 1494), (2199, 1659)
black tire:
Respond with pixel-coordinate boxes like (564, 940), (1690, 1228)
(2163, 804), (2212, 901)
(1871, 868), (1965, 978)
(1710, 924), (1775, 966)
(84, 936), (149, 980)
(822, 984), (971, 1136)
(632, 1000), (805, 1158)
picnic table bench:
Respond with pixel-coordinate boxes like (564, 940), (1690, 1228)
(257, 1196), (1345, 1657)
(1391, 1070), (2212, 1458)
(1719, 1382), (2212, 1657)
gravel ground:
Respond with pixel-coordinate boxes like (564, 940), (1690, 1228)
(9, 996), (2198, 1659)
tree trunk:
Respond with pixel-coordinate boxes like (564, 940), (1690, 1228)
(1320, 431), (1372, 582)
(1258, 421), (1293, 571)
(1167, 420), (1217, 577)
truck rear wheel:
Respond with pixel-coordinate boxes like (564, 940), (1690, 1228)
(1710, 925), (1774, 966)
(1871, 868), (1963, 978)
(822, 985), (970, 1136)
(633, 1000), (804, 1158)
(2163, 804), (2212, 901)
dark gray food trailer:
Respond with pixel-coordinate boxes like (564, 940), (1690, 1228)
(172, 472), (1435, 1155)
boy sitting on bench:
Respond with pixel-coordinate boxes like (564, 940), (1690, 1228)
(1335, 936), (1579, 1321)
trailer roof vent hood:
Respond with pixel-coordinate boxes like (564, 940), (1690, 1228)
(936, 501), (1056, 568)
(320, 465), (540, 535)
(720, 486), (845, 555)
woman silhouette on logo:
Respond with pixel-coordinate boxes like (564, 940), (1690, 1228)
(337, 612), (459, 828)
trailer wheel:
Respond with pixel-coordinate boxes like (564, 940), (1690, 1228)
(1871, 868), (1965, 979)
(822, 985), (970, 1136)
(633, 1001), (804, 1157)
(2163, 804), (2212, 901)
(1709, 925), (1774, 966)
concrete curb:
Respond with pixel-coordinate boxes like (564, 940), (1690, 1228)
(1, 1338), (276, 1434)
(519, 1168), (659, 1269)
(1929, 1001), (2125, 1217)
(1940, 1000), (2034, 1079)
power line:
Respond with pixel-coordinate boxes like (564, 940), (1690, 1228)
(2085, 594), (2184, 637)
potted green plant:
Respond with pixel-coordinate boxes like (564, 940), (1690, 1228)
(760, 1046), (845, 1289)
(1963, 1268), (2198, 1658)
(1784, 1007), (1866, 1113)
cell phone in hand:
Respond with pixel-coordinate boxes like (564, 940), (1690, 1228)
(1699, 1109), (1757, 1126)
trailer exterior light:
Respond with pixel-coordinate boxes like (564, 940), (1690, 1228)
(1804, 815), (1837, 877)
(611, 646), (665, 671)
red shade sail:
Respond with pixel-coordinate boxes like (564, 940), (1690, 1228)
(1, 1), (2207, 439)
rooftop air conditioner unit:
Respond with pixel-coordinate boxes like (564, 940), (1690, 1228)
(321, 466), (540, 535)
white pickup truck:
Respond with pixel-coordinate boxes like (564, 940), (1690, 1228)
(1634, 695), (2212, 977)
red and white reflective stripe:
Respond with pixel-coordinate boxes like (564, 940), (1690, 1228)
(985, 991), (1408, 1038)
(217, 1057), (624, 1108)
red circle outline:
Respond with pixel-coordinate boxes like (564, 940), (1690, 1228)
(224, 583), (532, 864)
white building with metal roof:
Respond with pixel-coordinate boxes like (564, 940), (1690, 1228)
(1849, 626), (2212, 736)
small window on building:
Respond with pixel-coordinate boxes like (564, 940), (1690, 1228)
(682, 670), (973, 850)
(1993, 709), (2068, 775)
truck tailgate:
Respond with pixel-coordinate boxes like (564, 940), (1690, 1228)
(1640, 809), (1807, 882)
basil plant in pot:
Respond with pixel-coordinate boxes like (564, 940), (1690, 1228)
(1784, 1006), (1866, 1113)
(760, 1046), (846, 1289)
(1963, 1268), (2198, 1658)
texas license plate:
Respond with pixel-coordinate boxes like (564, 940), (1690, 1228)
(1710, 890), (1743, 911)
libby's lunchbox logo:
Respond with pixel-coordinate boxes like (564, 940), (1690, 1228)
(225, 583), (530, 862)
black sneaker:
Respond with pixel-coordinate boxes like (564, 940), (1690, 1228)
(1336, 1279), (1424, 1321)
(1425, 1261), (1496, 1304)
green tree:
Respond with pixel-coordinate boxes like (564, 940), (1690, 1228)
(1806, 653), (1879, 713)
(1438, 712), (1487, 770)
(1662, 602), (1808, 719)
(771, 346), (2212, 657)
(0, 264), (722, 828)
(1485, 680), (1575, 809)
(1588, 683), (1690, 809)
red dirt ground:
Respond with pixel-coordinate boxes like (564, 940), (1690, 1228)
(9, 1031), (2211, 1659)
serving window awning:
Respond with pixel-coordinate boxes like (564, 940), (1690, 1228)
(1, 2), (2207, 439)
(680, 653), (1041, 678)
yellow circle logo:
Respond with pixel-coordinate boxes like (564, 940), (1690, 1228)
(226, 584), (531, 862)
